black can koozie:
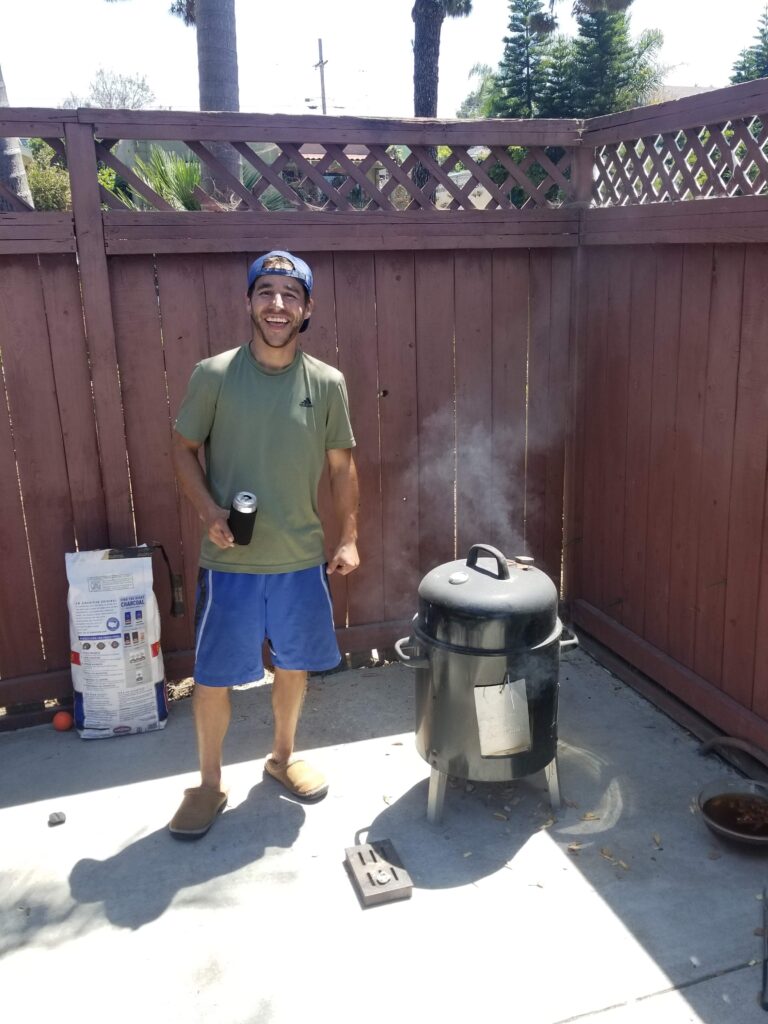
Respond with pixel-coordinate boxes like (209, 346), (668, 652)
(229, 491), (258, 545)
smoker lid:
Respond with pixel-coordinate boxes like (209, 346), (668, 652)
(416, 544), (559, 652)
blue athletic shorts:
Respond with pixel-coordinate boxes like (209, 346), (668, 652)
(193, 566), (341, 687)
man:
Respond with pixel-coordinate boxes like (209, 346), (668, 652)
(169, 250), (359, 839)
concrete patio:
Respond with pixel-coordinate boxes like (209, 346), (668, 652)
(2, 646), (767, 1024)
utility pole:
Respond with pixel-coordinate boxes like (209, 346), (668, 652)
(314, 38), (327, 115)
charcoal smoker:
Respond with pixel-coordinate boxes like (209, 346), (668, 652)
(395, 544), (577, 823)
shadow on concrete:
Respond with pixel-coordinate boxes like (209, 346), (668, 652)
(362, 775), (543, 888)
(0, 665), (415, 809)
(67, 783), (305, 931)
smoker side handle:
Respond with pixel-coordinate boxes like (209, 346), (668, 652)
(394, 636), (429, 669)
(559, 628), (579, 654)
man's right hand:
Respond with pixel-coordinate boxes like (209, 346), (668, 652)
(204, 507), (235, 549)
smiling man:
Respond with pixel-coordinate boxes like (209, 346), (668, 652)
(169, 251), (359, 839)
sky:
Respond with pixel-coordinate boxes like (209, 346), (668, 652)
(2, 0), (767, 119)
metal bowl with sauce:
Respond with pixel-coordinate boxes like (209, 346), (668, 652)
(698, 777), (768, 846)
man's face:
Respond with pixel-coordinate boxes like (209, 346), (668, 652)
(248, 275), (312, 348)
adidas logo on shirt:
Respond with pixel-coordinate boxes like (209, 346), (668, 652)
(300, 397), (313, 407)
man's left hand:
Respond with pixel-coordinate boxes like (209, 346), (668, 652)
(327, 542), (360, 576)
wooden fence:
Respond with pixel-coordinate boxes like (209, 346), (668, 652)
(2, 78), (768, 737)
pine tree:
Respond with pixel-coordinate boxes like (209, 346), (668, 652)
(491, 0), (551, 118)
(457, 0), (662, 121)
(571, 5), (661, 117)
(731, 6), (768, 83)
(537, 35), (577, 118)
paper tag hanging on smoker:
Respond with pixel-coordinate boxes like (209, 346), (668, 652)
(474, 674), (532, 756)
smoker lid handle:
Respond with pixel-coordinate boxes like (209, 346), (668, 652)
(466, 544), (511, 580)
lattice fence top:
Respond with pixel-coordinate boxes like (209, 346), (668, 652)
(593, 114), (768, 206)
(6, 86), (768, 215)
(85, 139), (574, 214)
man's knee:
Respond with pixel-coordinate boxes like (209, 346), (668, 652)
(193, 682), (231, 706)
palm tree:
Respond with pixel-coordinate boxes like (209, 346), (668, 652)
(412, 0), (473, 118)
(0, 64), (33, 210)
(106, 0), (240, 193)
(108, 0), (239, 113)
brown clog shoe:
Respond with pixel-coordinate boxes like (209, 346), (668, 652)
(264, 757), (328, 802)
(169, 785), (228, 839)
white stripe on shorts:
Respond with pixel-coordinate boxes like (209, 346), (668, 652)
(318, 564), (335, 624)
(195, 569), (214, 661)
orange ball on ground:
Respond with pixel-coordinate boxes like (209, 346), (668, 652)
(52, 711), (74, 731)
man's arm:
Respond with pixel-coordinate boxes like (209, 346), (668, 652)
(172, 430), (234, 549)
(326, 447), (360, 575)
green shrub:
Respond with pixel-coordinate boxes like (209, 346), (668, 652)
(26, 140), (71, 211)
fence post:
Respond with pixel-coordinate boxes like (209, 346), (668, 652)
(569, 139), (595, 209)
(64, 119), (135, 546)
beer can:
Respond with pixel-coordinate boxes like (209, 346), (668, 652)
(229, 491), (258, 545)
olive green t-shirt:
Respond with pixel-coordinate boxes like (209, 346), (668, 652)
(175, 344), (355, 573)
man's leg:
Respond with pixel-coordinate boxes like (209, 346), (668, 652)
(270, 667), (307, 763)
(169, 682), (230, 838)
(265, 667), (327, 800)
(194, 682), (231, 789)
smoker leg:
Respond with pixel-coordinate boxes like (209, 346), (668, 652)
(545, 755), (561, 812)
(427, 766), (447, 824)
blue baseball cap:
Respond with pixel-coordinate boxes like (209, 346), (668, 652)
(247, 251), (313, 333)
(247, 250), (313, 294)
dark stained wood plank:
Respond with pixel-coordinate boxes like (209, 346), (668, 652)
(109, 255), (190, 653)
(156, 255), (212, 624)
(0, 239), (78, 255)
(414, 252), (456, 574)
(561, 246), (587, 608)
(667, 246), (713, 667)
(106, 230), (579, 257)
(0, 212), (74, 238)
(0, 110), (74, 136)
(601, 249), (632, 621)
(202, 253), (251, 355)
(542, 248), (572, 589)
(620, 247), (657, 635)
(582, 196), (768, 246)
(0, 265), (43, 678)
(104, 208), (580, 232)
(0, 257), (76, 669)
(65, 121), (134, 545)
(573, 599), (768, 752)
(455, 250), (494, 558)
(84, 107), (581, 145)
(300, 252), (348, 628)
(301, 251), (338, 368)
(491, 250), (529, 558)
(333, 253), (384, 627)
(583, 77), (768, 143)
(39, 255), (108, 552)
(753, 483), (768, 721)
(642, 246), (683, 653)
(579, 248), (610, 610)
(0, 670), (73, 710)
(721, 245), (768, 707)
(693, 246), (744, 686)
(103, 209), (580, 256)
(374, 252), (420, 620)
(526, 250), (553, 570)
